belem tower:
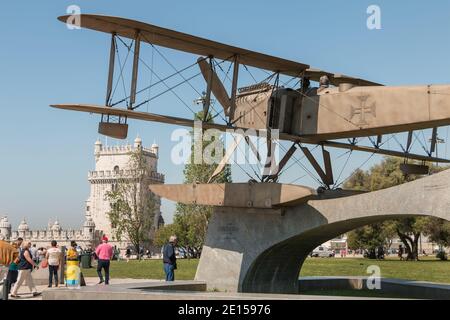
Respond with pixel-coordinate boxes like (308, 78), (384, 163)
(0, 137), (165, 250)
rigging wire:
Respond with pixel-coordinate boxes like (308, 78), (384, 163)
(288, 174), (307, 185)
(277, 144), (319, 177)
(140, 34), (231, 123)
(333, 150), (353, 188)
(133, 73), (202, 109)
(334, 134), (396, 189)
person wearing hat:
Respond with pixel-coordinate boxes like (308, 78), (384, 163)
(95, 236), (113, 285)
(162, 235), (178, 281)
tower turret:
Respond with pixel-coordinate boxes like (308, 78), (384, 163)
(0, 216), (12, 240)
(151, 142), (159, 157)
(83, 214), (96, 240)
(51, 219), (62, 232)
(134, 136), (142, 149)
(94, 139), (102, 161)
(18, 218), (29, 238)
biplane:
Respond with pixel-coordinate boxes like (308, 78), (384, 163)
(51, 14), (450, 199)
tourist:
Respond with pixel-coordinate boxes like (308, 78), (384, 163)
(125, 248), (131, 262)
(45, 240), (61, 287)
(30, 244), (38, 264)
(5, 242), (19, 294)
(16, 237), (23, 255)
(10, 242), (41, 298)
(114, 246), (121, 261)
(162, 235), (177, 281)
(95, 235), (113, 285)
(37, 247), (46, 264)
(398, 244), (404, 261)
(66, 241), (82, 289)
(76, 245), (82, 264)
(67, 241), (79, 261)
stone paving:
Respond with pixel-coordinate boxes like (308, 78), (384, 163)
(8, 277), (158, 300)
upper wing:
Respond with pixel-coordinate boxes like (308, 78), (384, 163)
(58, 14), (308, 77)
(58, 14), (381, 86)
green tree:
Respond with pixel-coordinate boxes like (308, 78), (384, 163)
(154, 223), (179, 248)
(345, 157), (448, 260)
(105, 148), (158, 259)
(347, 222), (395, 258)
(423, 217), (450, 260)
(423, 217), (450, 247)
(171, 111), (231, 255)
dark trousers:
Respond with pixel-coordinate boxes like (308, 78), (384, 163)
(48, 265), (59, 286)
(97, 259), (110, 284)
(164, 263), (175, 281)
(6, 270), (18, 294)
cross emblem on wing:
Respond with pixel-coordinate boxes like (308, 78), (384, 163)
(350, 95), (376, 126)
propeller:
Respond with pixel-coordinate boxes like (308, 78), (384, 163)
(197, 57), (231, 116)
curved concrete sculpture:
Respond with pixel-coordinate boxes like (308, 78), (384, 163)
(151, 169), (450, 294)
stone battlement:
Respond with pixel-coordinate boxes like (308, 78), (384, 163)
(95, 144), (158, 157)
(11, 229), (87, 241)
(88, 170), (164, 182)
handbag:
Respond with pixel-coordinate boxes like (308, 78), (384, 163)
(41, 259), (48, 268)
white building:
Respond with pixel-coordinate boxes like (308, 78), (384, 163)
(0, 216), (97, 249)
(85, 137), (165, 249)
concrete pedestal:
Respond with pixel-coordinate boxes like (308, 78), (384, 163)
(195, 169), (450, 293)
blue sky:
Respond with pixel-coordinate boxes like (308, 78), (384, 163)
(1, 0), (450, 229)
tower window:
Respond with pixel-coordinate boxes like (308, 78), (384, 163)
(113, 165), (120, 173)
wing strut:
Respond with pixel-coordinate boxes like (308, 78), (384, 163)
(203, 56), (214, 121)
(263, 142), (297, 182)
(406, 131), (414, 152)
(106, 33), (116, 106)
(300, 145), (334, 188)
(129, 31), (141, 109)
(208, 134), (243, 183)
(429, 127), (438, 156)
(229, 55), (240, 122)
(245, 136), (261, 162)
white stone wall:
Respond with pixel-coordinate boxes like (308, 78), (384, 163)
(2, 218), (97, 250)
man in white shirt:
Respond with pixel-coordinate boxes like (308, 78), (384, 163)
(45, 241), (61, 287)
(29, 244), (38, 263)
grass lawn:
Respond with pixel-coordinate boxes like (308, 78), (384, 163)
(81, 257), (450, 284)
(81, 259), (198, 280)
(300, 257), (450, 284)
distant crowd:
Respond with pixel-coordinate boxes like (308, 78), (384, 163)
(1, 234), (180, 298)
